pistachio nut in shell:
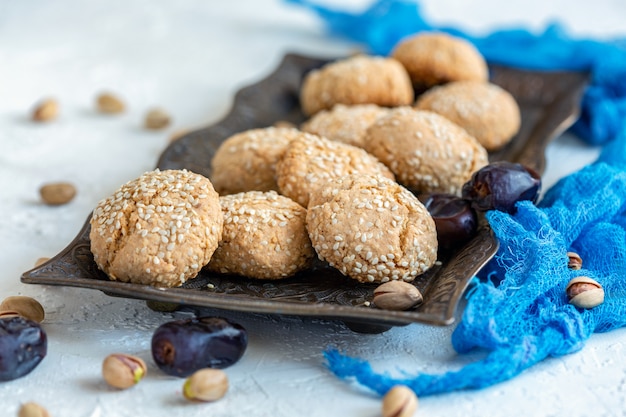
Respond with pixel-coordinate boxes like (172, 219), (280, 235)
(18, 402), (51, 417)
(32, 98), (58, 122)
(96, 92), (125, 114)
(382, 385), (418, 417)
(373, 280), (423, 311)
(566, 276), (604, 309)
(183, 368), (229, 402)
(0, 296), (45, 323)
(102, 353), (147, 389)
(566, 252), (582, 270)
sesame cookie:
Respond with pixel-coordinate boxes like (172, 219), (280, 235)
(210, 127), (305, 195)
(90, 169), (223, 288)
(306, 174), (438, 283)
(275, 133), (395, 207)
(363, 107), (488, 195)
(206, 191), (314, 279)
(300, 55), (414, 116)
(300, 104), (391, 148)
(391, 32), (488, 87)
(415, 80), (521, 151)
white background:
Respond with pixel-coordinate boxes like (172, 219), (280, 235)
(1, 1), (625, 416)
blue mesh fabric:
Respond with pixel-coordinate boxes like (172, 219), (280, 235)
(323, 124), (626, 397)
(285, 0), (626, 145)
(285, 0), (626, 396)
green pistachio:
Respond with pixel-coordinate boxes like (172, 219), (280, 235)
(0, 296), (45, 323)
(102, 353), (147, 389)
(183, 368), (229, 402)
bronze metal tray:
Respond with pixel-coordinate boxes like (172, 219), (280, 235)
(21, 53), (588, 330)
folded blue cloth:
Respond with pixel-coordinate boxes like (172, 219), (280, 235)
(324, 123), (626, 397)
(286, 0), (626, 396)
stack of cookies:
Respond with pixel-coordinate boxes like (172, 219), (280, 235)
(89, 32), (520, 288)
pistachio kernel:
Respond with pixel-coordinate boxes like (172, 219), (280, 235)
(183, 368), (229, 402)
(373, 280), (423, 311)
(39, 182), (77, 206)
(382, 385), (418, 417)
(567, 252), (582, 270)
(0, 296), (45, 323)
(96, 92), (125, 114)
(566, 276), (604, 309)
(18, 402), (51, 417)
(32, 98), (58, 122)
(102, 353), (147, 389)
(144, 108), (171, 130)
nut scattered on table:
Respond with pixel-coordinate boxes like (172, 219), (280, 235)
(382, 385), (418, 417)
(32, 98), (58, 122)
(96, 92), (125, 114)
(144, 108), (171, 130)
(373, 281), (423, 311)
(566, 276), (604, 309)
(101, 353), (147, 389)
(18, 402), (51, 417)
(39, 182), (76, 206)
(34, 257), (50, 267)
(567, 252), (583, 270)
(0, 296), (45, 323)
(183, 368), (229, 402)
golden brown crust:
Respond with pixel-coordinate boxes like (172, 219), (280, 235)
(300, 104), (391, 148)
(299, 55), (414, 116)
(206, 191), (314, 279)
(275, 133), (395, 208)
(89, 169), (223, 288)
(363, 107), (488, 195)
(306, 174), (438, 283)
(415, 81), (521, 151)
(210, 127), (305, 195)
(391, 32), (488, 87)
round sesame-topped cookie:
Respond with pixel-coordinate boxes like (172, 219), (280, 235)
(210, 127), (305, 195)
(363, 107), (488, 195)
(300, 104), (391, 149)
(299, 54), (414, 116)
(206, 191), (314, 279)
(415, 80), (521, 151)
(275, 133), (395, 208)
(306, 174), (438, 283)
(89, 169), (223, 288)
(391, 32), (488, 88)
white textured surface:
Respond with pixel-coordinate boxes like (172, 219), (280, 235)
(1, 1), (625, 416)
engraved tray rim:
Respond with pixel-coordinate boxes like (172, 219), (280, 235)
(21, 52), (589, 329)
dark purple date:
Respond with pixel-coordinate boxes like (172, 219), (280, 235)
(419, 193), (478, 251)
(462, 161), (541, 214)
(151, 316), (247, 377)
(0, 316), (47, 381)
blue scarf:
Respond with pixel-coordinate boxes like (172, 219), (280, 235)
(287, 0), (626, 396)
